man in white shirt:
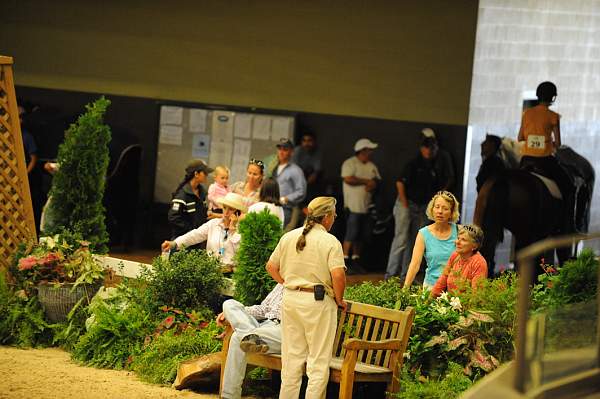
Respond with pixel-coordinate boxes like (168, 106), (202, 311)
(341, 138), (381, 270)
(217, 284), (283, 399)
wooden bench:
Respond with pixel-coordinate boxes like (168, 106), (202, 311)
(220, 300), (415, 398)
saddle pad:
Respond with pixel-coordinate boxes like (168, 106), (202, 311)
(530, 172), (562, 200)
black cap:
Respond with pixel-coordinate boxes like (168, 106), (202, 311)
(186, 159), (213, 174)
(276, 138), (294, 149)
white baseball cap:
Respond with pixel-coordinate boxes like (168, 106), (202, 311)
(354, 138), (378, 152)
(421, 128), (436, 138)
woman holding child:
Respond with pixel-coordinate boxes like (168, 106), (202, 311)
(230, 159), (264, 206)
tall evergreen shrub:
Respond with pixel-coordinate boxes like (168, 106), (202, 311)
(234, 209), (283, 305)
(44, 97), (111, 253)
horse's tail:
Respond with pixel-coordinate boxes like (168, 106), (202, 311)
(474, 174), (507, 245)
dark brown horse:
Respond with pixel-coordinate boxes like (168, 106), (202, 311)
(474, 135), (594, 276)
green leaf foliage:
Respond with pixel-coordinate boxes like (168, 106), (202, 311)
(72, 300), (154, 369)
(394, 362), (473, 399)
(345, 277), (406, 309)
(233, 209), (282, 305)
(144, 249), (224, 312)
(132, 321), (222, 385)
(0, 272), (53, 348)
(44, 97), (112, 253)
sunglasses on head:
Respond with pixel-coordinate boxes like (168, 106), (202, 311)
(249, 158), (265, 170)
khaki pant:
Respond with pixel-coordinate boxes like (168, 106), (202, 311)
(280, 289), (337, 399)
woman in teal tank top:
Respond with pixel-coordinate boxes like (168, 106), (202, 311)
(403, 191), (460, 288)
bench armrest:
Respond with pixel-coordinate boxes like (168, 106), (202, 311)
(343, 338), (403, 351)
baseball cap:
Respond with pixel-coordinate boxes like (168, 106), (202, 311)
(276, 138), (294, 149)
(421, 128), (436, 138)
(185, 159), (213, 175)
(354, 138), (378, 152)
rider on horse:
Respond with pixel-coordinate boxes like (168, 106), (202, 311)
(517, 81), (577, 233)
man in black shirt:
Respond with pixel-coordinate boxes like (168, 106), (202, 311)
(385, 128), (455, 280)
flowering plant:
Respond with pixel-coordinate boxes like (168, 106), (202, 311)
(14, 232), (105, 290)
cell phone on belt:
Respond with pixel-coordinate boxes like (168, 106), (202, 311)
(314, 285), (325, 301)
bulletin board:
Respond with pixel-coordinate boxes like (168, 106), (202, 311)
(153, 105), (294, 203)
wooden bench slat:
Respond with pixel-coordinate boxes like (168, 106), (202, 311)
(358, 316), (373, 363)
(375, 320), (390, 366)
(383, 322), (400, 368)
(365, 318), (381, 364)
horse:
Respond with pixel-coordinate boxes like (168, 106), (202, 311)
(473, 134), (594, 278)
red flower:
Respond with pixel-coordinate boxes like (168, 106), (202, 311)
(163, 316), (175, 329)
(18, 256), (38, 271)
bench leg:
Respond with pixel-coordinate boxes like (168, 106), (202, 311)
(339, 350), (358, 399)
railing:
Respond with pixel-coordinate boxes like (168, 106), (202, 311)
(515, 232), (600, 397)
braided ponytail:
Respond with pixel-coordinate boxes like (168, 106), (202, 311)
(295, 196), (337, 252)
(296, 216), (318, 252)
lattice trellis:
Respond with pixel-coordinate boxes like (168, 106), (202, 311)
(0, 55), (37, 270)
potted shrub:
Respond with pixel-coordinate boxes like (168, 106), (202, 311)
(14, 231), (106, 322)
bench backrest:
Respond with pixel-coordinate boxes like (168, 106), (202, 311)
(333, 301), (415, 369)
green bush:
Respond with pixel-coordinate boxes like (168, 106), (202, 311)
(234, 209), (282, 305)
(143, 250), (224, 312)
(44, 97), (112, 253)
(0, 272), (53, 348)
(533, 248), (598, 310)
(132, 321), (222, 385)
(394, 363), (473, 399)
(72, 299), (154, 369)
(345, 277), (406, 309)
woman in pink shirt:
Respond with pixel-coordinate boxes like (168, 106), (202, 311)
(431, 224), (487, 297)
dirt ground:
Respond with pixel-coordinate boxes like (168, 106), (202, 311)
(0, 346), (219, 399)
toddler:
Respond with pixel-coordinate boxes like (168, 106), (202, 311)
(207, 166), (231, 215)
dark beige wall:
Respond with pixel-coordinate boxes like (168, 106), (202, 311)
(2, 0), (477, 125)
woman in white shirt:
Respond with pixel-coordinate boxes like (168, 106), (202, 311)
(161, 192), (248, 271)
(247, 178), (285, 226)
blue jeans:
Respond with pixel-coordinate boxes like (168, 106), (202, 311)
(385, 200), (410, 279)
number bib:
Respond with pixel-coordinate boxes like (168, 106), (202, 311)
(527, 135), (546, 150)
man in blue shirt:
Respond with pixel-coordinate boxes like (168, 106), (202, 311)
(273, 138), (307, 230)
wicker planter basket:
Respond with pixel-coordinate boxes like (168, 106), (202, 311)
(37, 282), (101, 323)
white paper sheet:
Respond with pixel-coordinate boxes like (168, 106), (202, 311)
(159, 125), (183, 145)
(160, 106), (183, 126)
(209, 141), (232, 167)
(192, 134), (210, 159)
(234, 113), (252, 138)
(189, 109), (208, 133)
(271, 117), (291, 141)
(252, 115), (271, 140)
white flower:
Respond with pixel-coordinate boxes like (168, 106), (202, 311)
(450, 296), (462, 311)
(436, 305), (448, 315)
(438, 292), (449, 302)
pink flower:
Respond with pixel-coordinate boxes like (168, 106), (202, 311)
(18, 256), (38, 271)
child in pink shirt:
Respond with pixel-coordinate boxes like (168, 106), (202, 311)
(208, 166), (231, 216)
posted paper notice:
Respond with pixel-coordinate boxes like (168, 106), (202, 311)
(160, 106), (183, 126)
(159, 125), (183, 145)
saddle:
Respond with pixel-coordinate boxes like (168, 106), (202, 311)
(521, 152), (589, 233)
